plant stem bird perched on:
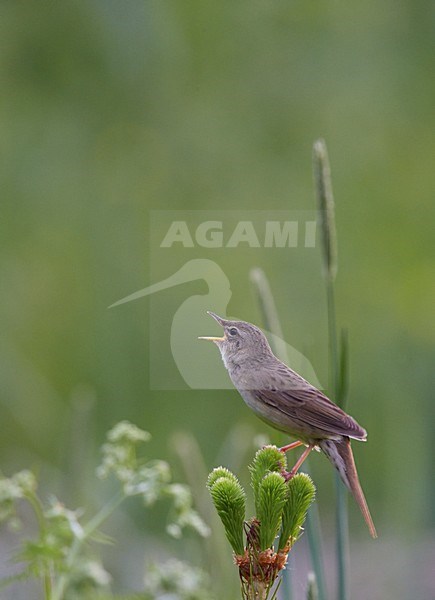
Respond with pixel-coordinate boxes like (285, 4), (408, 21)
(199, 311), (377, 539)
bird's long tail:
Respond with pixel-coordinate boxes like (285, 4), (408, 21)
(319, 436), (377, 538)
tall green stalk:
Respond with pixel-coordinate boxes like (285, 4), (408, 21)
(313, 138), (349, 600)
(327, 281), (349, 600)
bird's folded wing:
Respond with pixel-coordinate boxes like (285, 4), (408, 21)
(255, 386), (367, 440)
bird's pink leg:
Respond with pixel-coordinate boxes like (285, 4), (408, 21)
(283, 445), (314, 481)
(279, 440), (304, 453)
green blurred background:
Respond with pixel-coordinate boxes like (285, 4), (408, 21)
(1, 1), (434, 598)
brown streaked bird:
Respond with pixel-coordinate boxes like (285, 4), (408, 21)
(199, 311), (377, 538)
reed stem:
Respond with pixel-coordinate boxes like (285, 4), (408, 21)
(317, 139), (349, 600)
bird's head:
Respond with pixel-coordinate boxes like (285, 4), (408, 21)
(199, 311), (272, 369)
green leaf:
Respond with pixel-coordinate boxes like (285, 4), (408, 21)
(279, 474), (316, 550)
(256, 472), (287, 550)
(249, 446), (286, 515)
(208, 475), (246, 555)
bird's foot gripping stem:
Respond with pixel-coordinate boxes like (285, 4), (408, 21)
(279, 440), (304, 454)
(280, 444), (314, 482)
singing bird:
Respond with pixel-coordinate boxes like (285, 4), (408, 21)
(199, 311), (377, 538)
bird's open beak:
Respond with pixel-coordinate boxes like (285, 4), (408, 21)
(198, 311), (227, 342)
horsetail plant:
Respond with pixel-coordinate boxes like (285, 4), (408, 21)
(206, 468), (246, 556)
(256, 472), (287, 551)
(249, 445), (286, 514)
(207, 446), (316, 600)
(278, 473), (317, 552)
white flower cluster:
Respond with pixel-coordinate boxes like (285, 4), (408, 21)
(0, 469), (36, 522)
(97, 421), (210, 539)
(143, 559), (213, 600)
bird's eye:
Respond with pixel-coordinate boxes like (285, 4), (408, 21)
(228, 327), (238, 336)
